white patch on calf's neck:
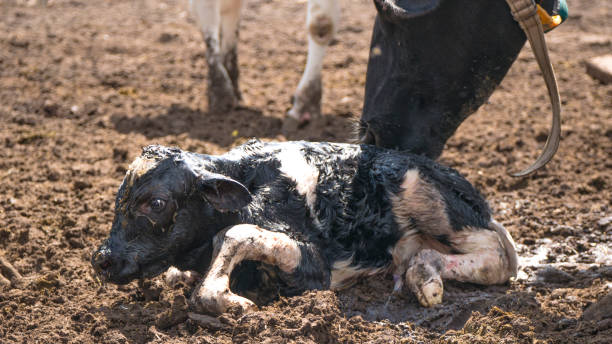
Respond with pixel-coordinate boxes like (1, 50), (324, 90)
(277, 146), (319, 214)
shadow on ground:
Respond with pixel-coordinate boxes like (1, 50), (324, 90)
(111, 104), (357, 148)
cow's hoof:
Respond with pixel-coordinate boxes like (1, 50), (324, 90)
(288, 78), (321, 126)
(281, 116), (301, 135)
(287, 104), (317, 124)
(207, 63), (239, 114)
(282, 110), (314, 135)
(208, 92), (238, 114)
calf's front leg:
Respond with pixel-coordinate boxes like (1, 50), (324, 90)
(191, 224), (328, 315)
(165, 266), (202, 288)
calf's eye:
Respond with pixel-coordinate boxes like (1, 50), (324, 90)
(150, 198), (166, 212)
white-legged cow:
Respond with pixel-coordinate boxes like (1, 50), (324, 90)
(190, 0), (340, 127)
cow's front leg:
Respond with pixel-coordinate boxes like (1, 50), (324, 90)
(191, 224), (325, 315)
(220, 0), (244, 102)
(285, 0), (340, 131)
(191, 0), (239, 113)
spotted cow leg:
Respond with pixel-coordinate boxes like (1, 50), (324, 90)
(285, 0), (340, 131)
(190, 224), (328, 315)
(191, 0), (241, 113)
(220, 0), (244, 102)
(404, 222), (518, 307)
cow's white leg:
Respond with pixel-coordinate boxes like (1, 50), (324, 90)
(404, 224), (518, 307)
(220, 0), (244, 101)
(286, 0), (340, 129)
(164, 266), (202, 288)
(191, 0), (238, 113)
(191, 224), (302, 315)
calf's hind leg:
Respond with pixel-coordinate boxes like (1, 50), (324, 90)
(405, 223), (518, 307)
(191, 224), (329, 315)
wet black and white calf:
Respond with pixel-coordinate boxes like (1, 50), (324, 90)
(92, 140), (518, 314)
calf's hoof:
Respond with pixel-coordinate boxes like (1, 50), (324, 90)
(413, 276), (444, 307)
(405, 250), (444, 307)
(164, 267), (201, 288)
(191, 283), (257, 315)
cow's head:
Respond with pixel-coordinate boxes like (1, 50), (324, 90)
(91, 145), (251, 284)
(361, 0), (565, 176)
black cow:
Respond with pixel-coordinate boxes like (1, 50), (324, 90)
(360, 0), (565, 176)
(92, 140), (518, 314)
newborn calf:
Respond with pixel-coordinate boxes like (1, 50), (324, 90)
(92, 140), (518, 314)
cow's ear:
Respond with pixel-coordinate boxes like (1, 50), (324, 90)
(197, 172), (252, 212)
(374, 0), (441, 20)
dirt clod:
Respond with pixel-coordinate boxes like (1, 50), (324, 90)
(583, 292), (612, 322)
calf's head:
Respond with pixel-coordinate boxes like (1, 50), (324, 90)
(361, 0), (564, 175)
(91, 145), (251, 284)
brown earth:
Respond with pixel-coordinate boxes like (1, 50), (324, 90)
(0, 0), (610, 343)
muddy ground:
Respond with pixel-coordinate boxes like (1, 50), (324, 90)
(0, 0), (610, 343)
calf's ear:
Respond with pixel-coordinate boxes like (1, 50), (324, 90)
(197, 172), (252, 212)
(374, 0), (441, 20)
